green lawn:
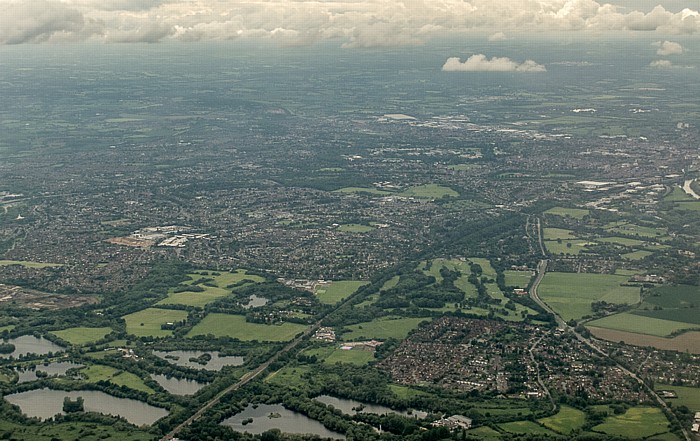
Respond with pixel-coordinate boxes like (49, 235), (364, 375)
(604, 222), (669, 239)
(538, 272), (640, 321)
(656, 384), (700, 412)
(538, 405), (586, 434)
(380, 276), (400, 291)
(158, 269), (264, 308)
(499, 421), (556, 435)
(468, 257), (497, 279)
(592, 406), (672, 438)
(586, 313), (696, 337)
(399, 184), (458, 199)
(389, 384), (429, 400)
(264, 366), (313, 389)
(0, 325), (15, 333)
(598, 236), (646, 247)
(79, 364), (154, 394)
(123, 308), (188, 338)
(304, 346), (376, 365)
(51, 327), (113, 346)
(545, 239), (595, 255)
(315, 280), (368, 304)
(622, 250), (653, 260)
(645, 285), (700, 309)
(187, 313), (306, 341)
(341, 317), (430, 341)
(544, 207), (590, 219)
(464, 426), (501, 440)
(0, 260), (62, 268)
(505, 270), (533, 288)
(337, 224), (374, 233)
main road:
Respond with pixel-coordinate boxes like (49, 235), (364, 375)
(529, 259), (692, 441)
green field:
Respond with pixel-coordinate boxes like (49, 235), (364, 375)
(399, 184), (458, 199)
(665, 185), (694, 202)
(543, 228), (577, 240)
(605, 222), (669, 239)
(389, 384), (429, 400)
(656, 384), (700, 412)
(499, 421), (556, 435)
(187, 313), (306, 341)
(504, 270), (533, 288)
(315, 280), (368, 304)
(464, 426), (501, 439)
(586, 313), (695, 337)
(51, 327), (113, 346)
(304, 346), (376, 365)
(592, 406), (672, 438)
(380, 276), (400, 291)
(341, 317), (430, 341)
(538, 405), (586, 434)
(158, 269), (264, 308)
(468, 257), (497, 279)
(0, 260), (62, 268)
(333, 187), (391, 196)
(544, 207), (590, 219)
(79, 364), (154, 394)
(337, 224), (374, 233)
(0, 325), (15, 333)
(622, 250), (653, 260)
(598, 236), (646, 247)
(545, 239), (594, 255)
(264, 366), (312, 389)
(538, 272), (640, 321)
(645, 285), (700, 309)
(123, 308), (188, 338)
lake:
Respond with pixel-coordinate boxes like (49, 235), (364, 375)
(150, 374), (207, 395)
(221, 403), (345, 439)
(0, 335), (64, 358)
(4, 388), (168, 426)
(16, 361), (84, 383)
(314, 395), (427, 419)
(153, 350), (244, 371)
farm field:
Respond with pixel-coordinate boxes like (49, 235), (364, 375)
(588, 327), (700, 354)
(591, 406), (672, 439)
(51, 327), (113, 346)
(315, 280), (368, 304)
(123, 308), (188, 338)
(544, 207), (589, 219)
(303, 346), (376, 365)
(538, 273), (639, 321)
(537, 405), (586, 434)
(0, 260), (62, 268)
(158, 269), (264, 308)
(656, 384), (700, 412)
(504, 270), (533, 288)
(186, 313), (306, 341)
(586, 313), (695, 337)
(79, 364), (154, 394)
(341, 317), (430, 341)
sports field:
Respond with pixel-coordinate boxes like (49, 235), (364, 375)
(187, 313), (306, 341)
(341, 317), (430, 341)
(315, 280), (368, 304)
(304, 346), (376, 365)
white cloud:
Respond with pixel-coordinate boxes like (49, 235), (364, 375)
(655, 40), (684, 55)
(442, 54), (546, 72)
(488, 32), (507, 42)
(0, 0), (699, 46)
(650, 59), (674, 68)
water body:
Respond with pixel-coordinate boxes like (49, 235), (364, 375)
(4, 388), (168, 426)
(16, 361), (84, 383)
(154, 350), (244, 371)
(243, 294), (268, 309)
(314, 395), (427, 419)
(150, 374), (207, 395)
(0, 335), (64, 358)
(222, 403), (345, 439)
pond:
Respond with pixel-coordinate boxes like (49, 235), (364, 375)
(16, 361), (84, 383)
(314, 395), (428, 419)
(221, 403), (345, 439)
(243, 294), (268, 309)
(150, 374), (207, 395)
(4, 388), (168, 426)
(0, 335), (64, 358)
(154, 350), (244, 371)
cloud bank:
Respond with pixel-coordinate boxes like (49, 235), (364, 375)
(1, 0), (700, 46)
(442, 55), (546, 72)
(655, 40), (684, 55)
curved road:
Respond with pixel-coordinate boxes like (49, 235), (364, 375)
(529, 259), (692, 441)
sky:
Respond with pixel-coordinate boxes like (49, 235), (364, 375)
(0, 0), (699, 47)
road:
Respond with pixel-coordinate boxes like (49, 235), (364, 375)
(529, 259), (692, 441)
